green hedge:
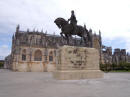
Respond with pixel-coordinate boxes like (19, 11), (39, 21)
(0, 62), (4, 68)
(100, 62), (130, 72)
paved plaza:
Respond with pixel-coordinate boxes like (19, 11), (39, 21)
(0, 69), (130, 97)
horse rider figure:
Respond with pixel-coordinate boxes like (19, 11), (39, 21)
(68, 10), (77, 33)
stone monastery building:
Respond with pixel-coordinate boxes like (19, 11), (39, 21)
(4, 25), (101, 72)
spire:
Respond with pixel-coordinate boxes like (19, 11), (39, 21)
(99, 30), (102, 41)
(84, 24), (86, 29)
(33, 28), (35, 32)
(99, 29), (102, 49)
(99, 30), (101, 36)
(89, 28), (92, 33)
(16, 24), (20, 33)
(27, 28), (29, 32)
(41, 29), (43, 33)
(12, 34), (14, 39)
(45, 30), (47, 34)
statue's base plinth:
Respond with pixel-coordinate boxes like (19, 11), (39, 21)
(53, 70), (103, 80)
(53, 45), (104, 80)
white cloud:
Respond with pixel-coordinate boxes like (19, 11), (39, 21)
(0, 0), (130, 57)
(0, 0), (130, 36)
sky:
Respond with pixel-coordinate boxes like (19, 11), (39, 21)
(0, 0), (130, 59)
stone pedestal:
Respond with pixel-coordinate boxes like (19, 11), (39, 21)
(53, 45), (103, 80)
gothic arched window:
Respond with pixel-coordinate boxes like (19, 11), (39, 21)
(22, 49), (26, 61)
(34, 50), (42, 61)
(49, 51), (53, 62)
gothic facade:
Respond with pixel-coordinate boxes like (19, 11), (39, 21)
(4, 25), (101, 72)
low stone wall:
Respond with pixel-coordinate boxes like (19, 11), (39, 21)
(12, 62), (55, 72)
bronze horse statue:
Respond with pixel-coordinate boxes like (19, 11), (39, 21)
(54, 17), (90, 45)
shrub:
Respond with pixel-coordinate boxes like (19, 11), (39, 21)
(100, 62), (130, 72)
(0, 62), (4, 68)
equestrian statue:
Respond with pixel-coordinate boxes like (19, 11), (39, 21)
(54, 10), (92, 47)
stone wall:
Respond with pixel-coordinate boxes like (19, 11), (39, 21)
(102, 46), (130, 65)
(11, 47), (56, 72)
